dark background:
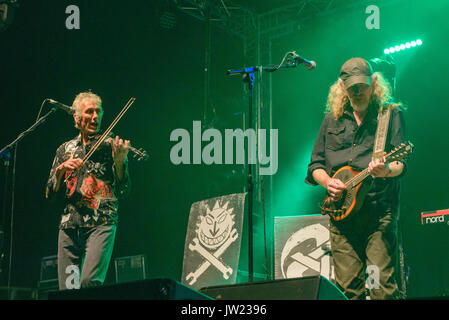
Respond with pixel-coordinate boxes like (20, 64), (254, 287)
(0, 0), (448, 298)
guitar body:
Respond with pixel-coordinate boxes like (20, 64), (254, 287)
(319, 142), (414, 222)
(321, 166), (370, 221)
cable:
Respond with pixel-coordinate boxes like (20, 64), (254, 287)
(261, 175), (269, 280)
(35, 98), (50, 123)
(265, 51), (295, 72)
(7, 143), (16, 290)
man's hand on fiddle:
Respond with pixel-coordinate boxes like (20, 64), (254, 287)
(111, 135), (130, 166)
(111, 136), (130, 181)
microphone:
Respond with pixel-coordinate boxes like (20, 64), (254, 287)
(291, 51), (316, 70)
(48, 99), (75, 115)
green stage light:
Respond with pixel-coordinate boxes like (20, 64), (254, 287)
(384, 39), (422, 54)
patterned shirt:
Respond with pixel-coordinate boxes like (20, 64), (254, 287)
(46, 132), (131, 229)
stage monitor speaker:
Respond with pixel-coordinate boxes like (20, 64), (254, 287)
(200, 276), (347, 300)
(48, 278), (212, 300)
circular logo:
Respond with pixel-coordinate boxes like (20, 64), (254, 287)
(280, 223), (333, 280)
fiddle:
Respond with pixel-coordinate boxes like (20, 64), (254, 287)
(104, 136), (148, 162)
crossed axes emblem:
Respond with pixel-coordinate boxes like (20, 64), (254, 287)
(186, 228), (238, 285)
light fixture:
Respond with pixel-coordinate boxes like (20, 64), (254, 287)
(384, 38), (423, 54)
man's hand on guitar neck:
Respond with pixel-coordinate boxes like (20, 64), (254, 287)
(368, 153), (404, 178)
(368, 157), (391, 178)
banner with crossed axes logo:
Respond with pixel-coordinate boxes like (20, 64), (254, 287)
(181, 193), (246, 291)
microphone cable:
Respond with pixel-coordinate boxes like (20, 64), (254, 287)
(35, 98), (51, 123)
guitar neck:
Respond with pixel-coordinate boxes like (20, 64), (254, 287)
(345, 167), (371, 189)
(344, 141), (413, 189)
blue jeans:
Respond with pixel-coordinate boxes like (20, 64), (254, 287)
(57, 224), (117, 290)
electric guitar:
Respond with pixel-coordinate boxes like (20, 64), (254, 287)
(321, 141), (414, 221)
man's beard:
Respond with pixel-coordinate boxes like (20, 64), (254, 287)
(351, 99), (369, 112)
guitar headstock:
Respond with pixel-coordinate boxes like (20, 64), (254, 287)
(385, 141), (414, 163)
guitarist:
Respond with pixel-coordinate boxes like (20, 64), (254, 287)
(305, 58), (407, 299)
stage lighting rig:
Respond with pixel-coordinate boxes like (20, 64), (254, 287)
(384, 39), (422, 55)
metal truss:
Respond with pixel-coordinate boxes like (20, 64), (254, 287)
(175, 0), (408, 44)
(174, 0), (378, 66)
(174, 0), (258, 40)
(175, 0), (376, 42)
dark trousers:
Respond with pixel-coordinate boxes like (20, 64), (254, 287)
(57, 224), (117, 290)
(329, 208), (399, 300)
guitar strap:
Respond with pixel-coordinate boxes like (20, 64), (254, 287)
(372, 104), (392, 161)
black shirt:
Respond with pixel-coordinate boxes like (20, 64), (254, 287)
(305, 104), (406, 214)
(46, 132), (131, 229)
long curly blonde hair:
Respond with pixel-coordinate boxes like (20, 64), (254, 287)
(325, 72), (404, 119)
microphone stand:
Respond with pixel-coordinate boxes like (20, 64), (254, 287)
(0, 148), (11, 286)
(0, 107), (59, 157)
(0, 106), (58, 290)
(227, 59), (297, 283)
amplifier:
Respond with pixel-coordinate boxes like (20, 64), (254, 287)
(114, 254), (147, 284)
(39, 255), (58, 287)
(38, 255), (59, 299)
(407, 208), (449, 298)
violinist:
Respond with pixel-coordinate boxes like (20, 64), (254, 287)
(45, 91), (131, 290)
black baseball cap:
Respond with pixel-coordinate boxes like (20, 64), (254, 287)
(340, 57), (373, 89)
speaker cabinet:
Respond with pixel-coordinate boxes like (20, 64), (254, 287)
(48, 278), (212, 300)
(114, 254), (148, 284)
(200, 276), (347, 300)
